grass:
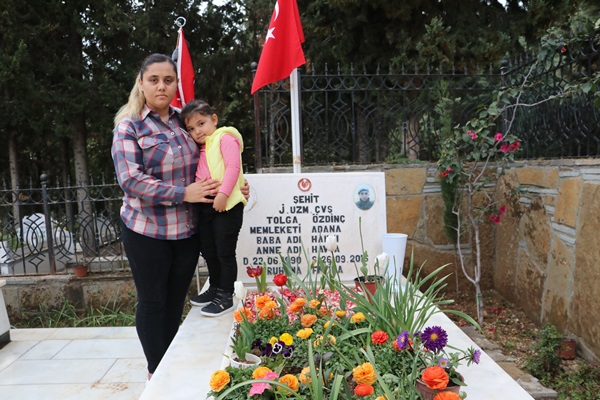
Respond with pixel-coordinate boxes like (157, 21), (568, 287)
(12, 298), (194, 329)
(12, 300), (136, 328)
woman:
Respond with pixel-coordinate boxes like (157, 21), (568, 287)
(111, 53), (242, 380)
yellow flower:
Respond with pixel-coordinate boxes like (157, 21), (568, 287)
(314, 334), (336, 348)
(375, 396), (390, 400)
(335, 310), (346, 318)
(301, 314), (318, 327)
(309, 299), (321, 308)
(350, 312), (366, 323)
(269, 336), (278, 345)
(252, 366), (273, 379)
(352, 362), (377, 385)
(324, 320), (335, 329)
(296, 328), (314, 339)
(277, 374), (299, 395)
(280, 332), (294, 346)
(209, 370), (230, 392)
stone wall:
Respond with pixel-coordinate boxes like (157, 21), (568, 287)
(382, 159), (600, 362)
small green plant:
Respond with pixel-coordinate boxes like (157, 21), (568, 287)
(524, 324), (563, 380)
(553, 361), (600, 400)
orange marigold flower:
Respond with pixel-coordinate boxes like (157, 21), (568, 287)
(296, 328), (314, 339)
(318, 307), (329, 315)
(277, 374), (299, 395)
(421, 366), (449, 390)
(335, 310), (346, 318)
(309, 299), (321, 308)
(233, 308), (252, 322)
(301, 314), (318, 327)
(264, 300), (278, 310)
(371, 330), (389, 344)
(352, 362), (377, 385)
(433, 392), (461, 400)
(375, 396), (390, 400)
(288, 298), (307, 313)
(252, 366), (273, 379)
(258, 308), (276, 320)
(209, 369), (230, 392)
(299, 367), (312, 384)
(350, 312), (366, 323)
(255, 294), (272, 309)
(354, 383), (375, 396)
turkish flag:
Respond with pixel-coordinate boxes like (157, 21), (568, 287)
(171, 28), (195, 108)
(251, 0), (306, 94)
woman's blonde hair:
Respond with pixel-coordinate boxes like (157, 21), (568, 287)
(113, 53), (177, 126)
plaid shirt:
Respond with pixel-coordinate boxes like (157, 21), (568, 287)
(112, 106), (199, 240)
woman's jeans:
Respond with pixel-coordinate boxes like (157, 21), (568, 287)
(197, 202), (244, 294)
(121, 224), (200, 373)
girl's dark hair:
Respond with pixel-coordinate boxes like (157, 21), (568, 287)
(180, 99), (216, 123)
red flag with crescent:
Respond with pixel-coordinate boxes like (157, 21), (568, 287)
(251, 0), (306, 94)
(171, 27), (195, 108)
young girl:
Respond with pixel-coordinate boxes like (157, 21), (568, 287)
(181, 100), (246, 317)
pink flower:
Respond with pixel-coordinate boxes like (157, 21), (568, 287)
(441, 171), (448, 178)
(489, 215), (501, 225)
(447, 167), (453, 172)
(561, 46), (567, 53)
(469, 131), (478, 140)
(249, 372), (279, 396)
(508, 140), (521, 151)
(499, 205), (507, 215)
(494, 133), (503, 141)
(500, 144), (510, 153)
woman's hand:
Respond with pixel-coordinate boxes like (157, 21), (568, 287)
(241, 179), (250, 200)
(183, 179), (220, 203)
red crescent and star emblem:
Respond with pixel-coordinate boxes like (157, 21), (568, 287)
(297, 178), (311, 192)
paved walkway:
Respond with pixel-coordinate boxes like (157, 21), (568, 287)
(0, 327), (146, 400)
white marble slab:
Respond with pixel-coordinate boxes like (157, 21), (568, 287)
(10, 328), (59, 341)
(101, 358), (148, 383)
(0, 358), (116, 384)
(0, 382), (145, 400)
(53, 338), (144, 359)
(46, 326), (139, 340)
(20, 339), (70, 360)
(0, 340), (39, 372)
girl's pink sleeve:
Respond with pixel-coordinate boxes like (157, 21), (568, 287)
(219, 135), (242, 196)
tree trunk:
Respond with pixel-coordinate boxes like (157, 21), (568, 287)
(8, 132), (20, 223)
(73, 117), (95, 258)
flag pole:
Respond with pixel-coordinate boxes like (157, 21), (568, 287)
(290, 68), (301, 173)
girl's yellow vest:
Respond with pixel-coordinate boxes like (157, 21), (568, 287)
(204, 126), (247, 210)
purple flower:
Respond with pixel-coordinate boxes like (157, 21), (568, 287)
(472, 349), (481, 364)
(272, 341), (284, 354)
(282, 345), (295, 359)
(264, 343), (273, 356)
(421, 326), (448, 352)
(397, 330), (410, 350)
(438, 357), (449, 368)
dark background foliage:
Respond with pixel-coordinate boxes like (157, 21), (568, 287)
(0, 0), (594, 184)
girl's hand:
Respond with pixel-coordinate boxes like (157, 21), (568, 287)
(183, 179), (220, 203)
(213, 193), (228, 212)
(241, 179), (250, 200)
